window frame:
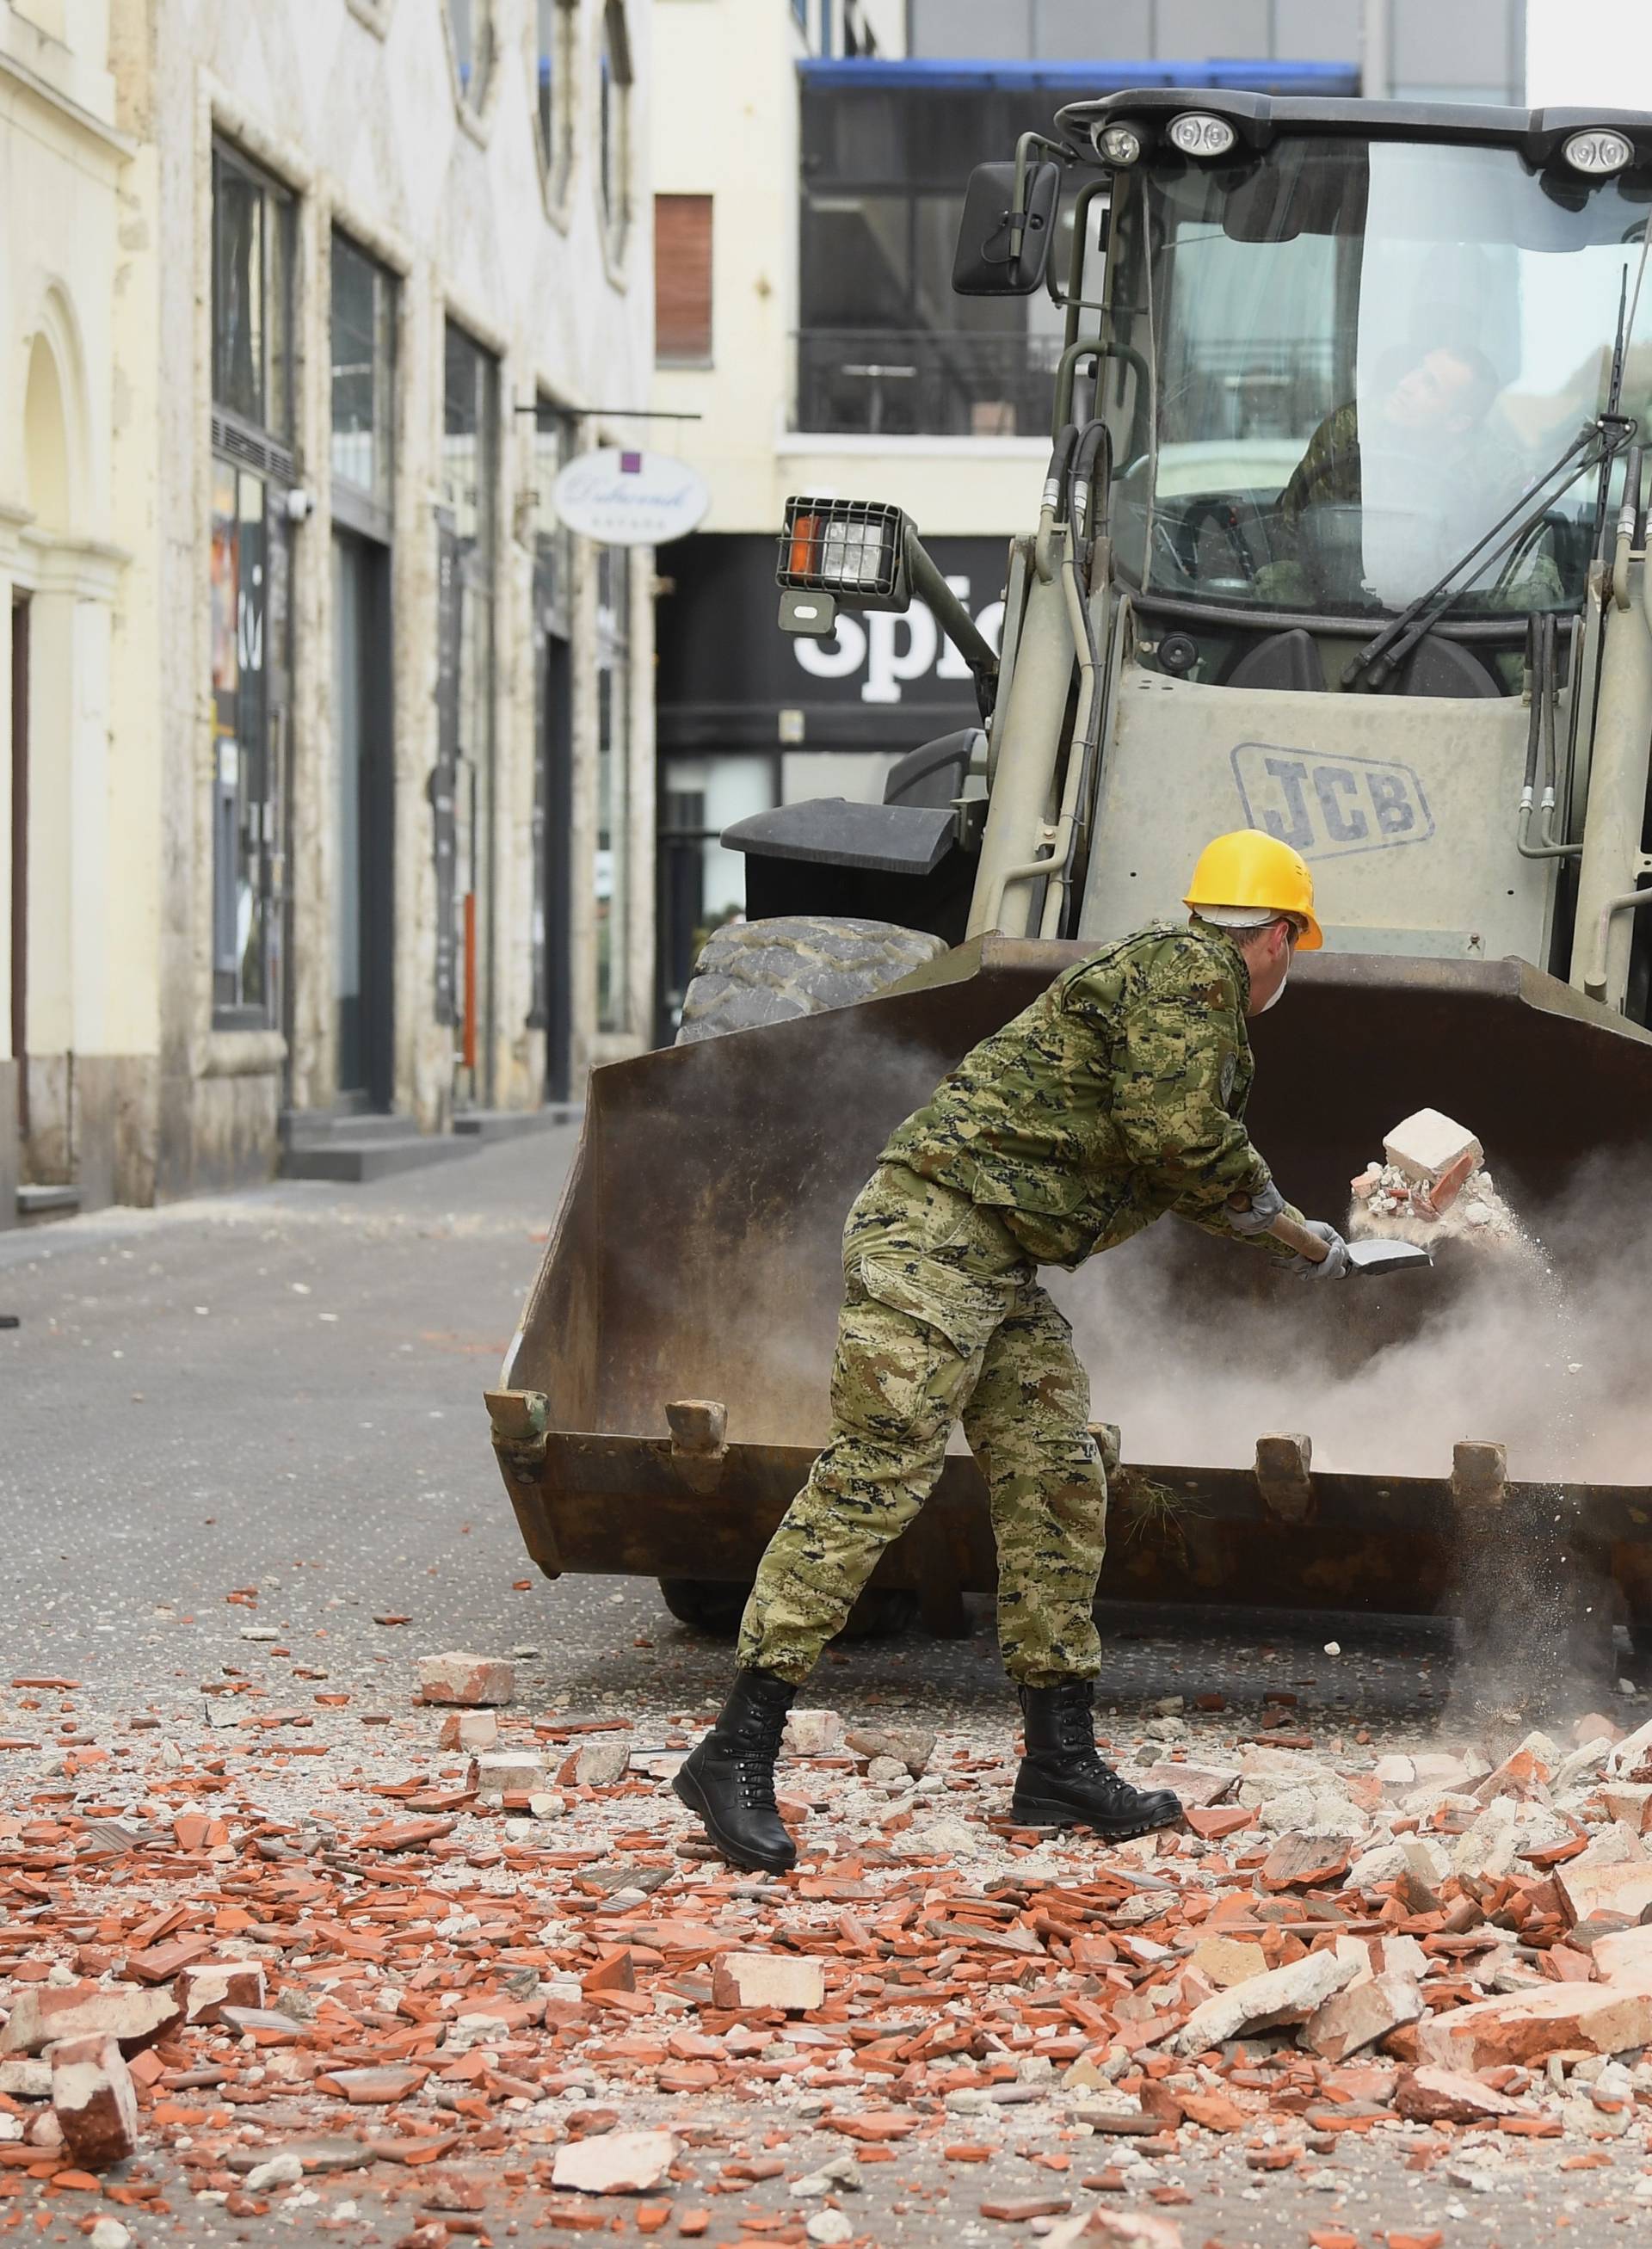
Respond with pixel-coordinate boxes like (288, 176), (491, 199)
(210, 139), (297, 453)
(597, 1), (634, 265)
(443, 0), (499, 130)
(533, 0), (579, 217)
(329, 227), (398, 539)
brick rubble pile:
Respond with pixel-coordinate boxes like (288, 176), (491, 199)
(8, 1655), (1652, 2243)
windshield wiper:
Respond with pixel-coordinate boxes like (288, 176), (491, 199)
(1341, 415), (1635, 693)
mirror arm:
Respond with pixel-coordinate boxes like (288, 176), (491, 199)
(1008, 131), (1073, 256)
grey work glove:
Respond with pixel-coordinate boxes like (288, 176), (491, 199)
(1227, 1181), (1286, 1236)
(1291, 1219), (1351, 1279)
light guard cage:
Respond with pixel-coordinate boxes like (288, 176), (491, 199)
(777, 496), (912, 613)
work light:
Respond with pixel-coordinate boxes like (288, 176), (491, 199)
(1563, 129), (1632, 176)
(1094, 122), (1144, 167)
(777, 497), (911, 612)
(1167, 112), (1237, 158)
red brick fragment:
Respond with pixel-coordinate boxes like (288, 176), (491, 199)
(49, 2036), (139, 2169)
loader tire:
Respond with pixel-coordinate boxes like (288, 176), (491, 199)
(656, 1578), (920, 1642)
(675, 916), (948, 1044)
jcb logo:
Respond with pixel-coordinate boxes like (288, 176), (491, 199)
(1230, 743), (1434, 863)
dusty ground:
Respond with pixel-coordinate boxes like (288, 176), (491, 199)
(4, 1128), (1652, 2249)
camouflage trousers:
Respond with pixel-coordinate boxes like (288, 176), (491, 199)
(737, 1162), (1107, 1687)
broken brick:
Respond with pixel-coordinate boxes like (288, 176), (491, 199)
(416, 1653), (515, 1706)
(710, 1952), (825, 2013)
(49, 2037), (139, 2169)
(552, 2129), (679, 2194)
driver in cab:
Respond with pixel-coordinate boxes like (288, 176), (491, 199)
(1254, 336), (1557, 610)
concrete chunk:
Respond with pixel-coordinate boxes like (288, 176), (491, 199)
(783, 1709), (843, 1758)
(1174, 1945), (1358, 2055)
(573, 1735), (630, 1788)
(552, 2128), (679, 2194)
(711, 1950), (826, 2013)
(177, 1962), (267, 2026)
(472, 1748), (546, 1796)
(843, 1724), (935, 1777)
(1187, 1938), (1267, 1990)
(1383, 1108), (1482, 1187)
(0, 1983), (180, 2057)
(1301, 1970), (1424, 2062)
(1395, 2066), (1530, 2123)
(1558, 1857), (1652, 1926)
(49, 2036), (139, 2169)
(1591, 1924), (1652, 1981)
(438, 1710), (498, 1752)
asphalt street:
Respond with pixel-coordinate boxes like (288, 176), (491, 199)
(2, 1128), (1648, 2246)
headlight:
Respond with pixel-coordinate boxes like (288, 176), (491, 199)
(1094, 122), (1144, 168)
(1563, 129), (1633, 176)
(1167, 111), (1237, 158)
(778, 496), (909, 610)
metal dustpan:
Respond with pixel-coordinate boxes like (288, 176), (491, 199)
(1346, 1236), (1433, 1277)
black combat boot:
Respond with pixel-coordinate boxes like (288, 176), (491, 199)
(673, 1669), (800, 1873)
(1011, 1679), (1183, 1839)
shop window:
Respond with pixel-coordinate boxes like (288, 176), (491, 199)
(595, 546), (631, 1033)
(655, 195), (713, 364)
(536, 0), (577, 205)
(598, 2), (632, 259)
(447, 0), (495, 112)
(440, 323), (500, 1097)
(211, 144), (294, 1030)
(330, 231), (397, 514)
(210, 465), (288, 1025)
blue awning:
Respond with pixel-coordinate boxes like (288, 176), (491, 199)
(799, 57), (1361, 99)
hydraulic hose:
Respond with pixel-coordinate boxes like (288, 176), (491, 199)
(1036, 422), (1080, 583)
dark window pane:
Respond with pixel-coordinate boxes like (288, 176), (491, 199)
(213, 157), (263, 424)
(331, 232), (395, 505)
(213, 146), (293, 441)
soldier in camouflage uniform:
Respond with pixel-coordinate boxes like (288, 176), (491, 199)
(675, 832), (1348, 1874)
(1258, 341), (1564, 618)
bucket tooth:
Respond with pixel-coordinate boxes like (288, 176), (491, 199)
(1451, 1440), (1507, 1510)
(1254, 1433), (1315, 1526)
(668, 1397), (730, 1493)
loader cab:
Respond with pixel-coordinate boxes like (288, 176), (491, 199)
(1056, 92), (1652, 696)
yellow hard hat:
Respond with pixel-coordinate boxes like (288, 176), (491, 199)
(1184, 829), (1322, 951)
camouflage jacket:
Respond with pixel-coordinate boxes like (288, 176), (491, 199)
(1279, 400), (1361, 529)
(881, 920), (1290, 1269)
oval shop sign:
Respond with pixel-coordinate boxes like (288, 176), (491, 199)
(551, 448), (711, 546)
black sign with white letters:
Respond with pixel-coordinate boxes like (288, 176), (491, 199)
(656, 532), (1009, 752)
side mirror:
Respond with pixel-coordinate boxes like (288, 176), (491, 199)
(952, 158), (1061, 297)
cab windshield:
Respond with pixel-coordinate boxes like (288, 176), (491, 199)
(1099, 135), (1652, 619)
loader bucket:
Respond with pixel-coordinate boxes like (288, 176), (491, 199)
(488, 937), (1652, 1646)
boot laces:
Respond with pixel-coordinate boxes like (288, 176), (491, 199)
(718, 1706), (787, 1811)
(1045, 1703), (1137, 1806)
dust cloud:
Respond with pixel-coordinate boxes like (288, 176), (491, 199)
(1051, 1147), (1652, 1488)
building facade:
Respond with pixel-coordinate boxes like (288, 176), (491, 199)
(1, 0), (656, 1223)
(648, 0), (1526, 1036)
(0, 0), (131, 1222)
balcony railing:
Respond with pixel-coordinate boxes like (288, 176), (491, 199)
(793, 327), (1065, 439)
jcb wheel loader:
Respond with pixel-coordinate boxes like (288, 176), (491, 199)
(490, 89), (1652, 1668)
